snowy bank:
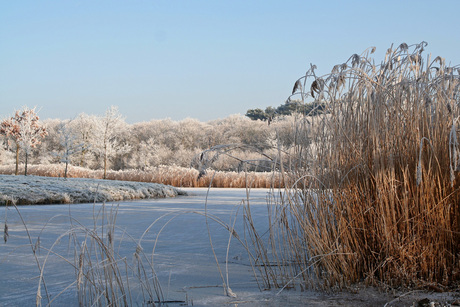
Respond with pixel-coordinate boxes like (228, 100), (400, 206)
(0, 175), (186, 205)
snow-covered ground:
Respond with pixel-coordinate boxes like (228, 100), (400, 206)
(0, 174), (186, 205)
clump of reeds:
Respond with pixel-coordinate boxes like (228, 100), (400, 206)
(0, 163), (284, 188)
(246, 42), (460, 291)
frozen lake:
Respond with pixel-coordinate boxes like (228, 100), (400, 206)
(0, 188), (313, 306)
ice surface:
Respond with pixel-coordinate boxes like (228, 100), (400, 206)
(0, 188), (274, 306)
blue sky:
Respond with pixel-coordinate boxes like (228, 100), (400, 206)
(1, 1), (459, 123)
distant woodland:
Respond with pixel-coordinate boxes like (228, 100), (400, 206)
(0, 105), (315, 176)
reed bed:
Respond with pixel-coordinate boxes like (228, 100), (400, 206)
(244, 42), (460, 291)
(0, 163), (283, 188)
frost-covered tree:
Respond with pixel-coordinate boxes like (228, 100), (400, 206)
(0, 107), (47, 175)
(16, 107), (48, 176)
(0, 117), (20, 174)
(129, 137), (159, 169)
(69, 113), (98, 167)
(0, 136), (15, 165)
(41, 118), (65, 164)
(209, 114), (271, 148)
(176, 118), (207, 150)
(93, 106), (131, 178)
(54, 120), (85, 178)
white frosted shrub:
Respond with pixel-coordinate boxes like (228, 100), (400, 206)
(0, 147), (15, 165)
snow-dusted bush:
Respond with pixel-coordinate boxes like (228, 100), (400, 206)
(0, 146), (14, 165)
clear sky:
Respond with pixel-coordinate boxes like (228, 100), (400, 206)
(1, 1), (459, 123)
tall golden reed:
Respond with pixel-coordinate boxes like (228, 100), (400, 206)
(249, 42), (460, 290)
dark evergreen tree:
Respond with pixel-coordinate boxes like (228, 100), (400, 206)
(245, 108), (268, 121)
(246, 100), (325, 121)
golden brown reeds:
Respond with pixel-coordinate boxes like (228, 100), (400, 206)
(248, 42), (460, 291)
(0, 163), (284, 188)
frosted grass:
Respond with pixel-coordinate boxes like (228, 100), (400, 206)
(0, 174), (185, 205)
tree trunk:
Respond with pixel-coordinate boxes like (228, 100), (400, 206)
(15, 143), (19, 175)
(64, 161), (69, 179)
(103, 153), (107, 179)
(24, 152), (28, 176)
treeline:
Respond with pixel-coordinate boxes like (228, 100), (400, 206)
(0, 106), (314, 177)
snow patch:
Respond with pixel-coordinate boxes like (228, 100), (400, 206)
(0, 175), (186, 205)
